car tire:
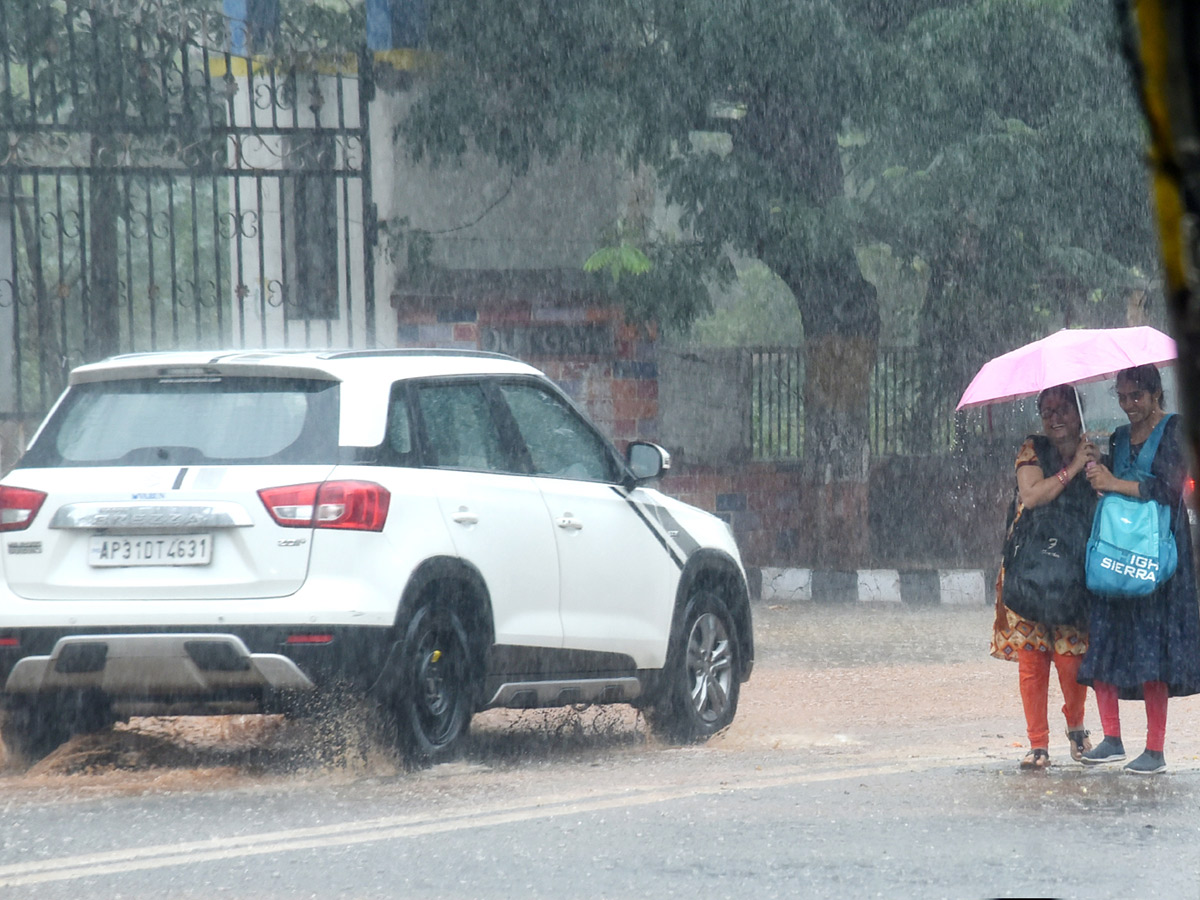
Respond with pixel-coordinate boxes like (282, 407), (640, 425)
(389, 602), (474, 766)
(646, 590), (741, 745)
(1, 692), (113, 767)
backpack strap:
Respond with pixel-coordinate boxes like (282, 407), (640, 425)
(1113, 412), (1180, 482)
(1113, 413), (1174, 479)
(1134, 413), (1174, 474)
(1005, 435), (1052, 538)
(1029, 434), (1056, 478)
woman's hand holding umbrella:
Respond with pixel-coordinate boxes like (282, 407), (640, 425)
(1085, 460), (1118, 493)
(1075, 440), (1102, 471)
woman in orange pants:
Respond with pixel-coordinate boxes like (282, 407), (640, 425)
(1017, 644), (1089, 761)
(991, 385), (1098, 768)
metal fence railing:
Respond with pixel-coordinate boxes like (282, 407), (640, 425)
(748, 345), (1020, 461)
(750, 348), (804, 460)
(0, 0), (375, 422)
(869, 348), (957, 456)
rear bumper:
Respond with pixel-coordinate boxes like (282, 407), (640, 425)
(0, 625), (396, 703)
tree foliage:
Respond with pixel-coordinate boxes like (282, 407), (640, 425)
(854, 0), (1156, 385)
(402, 0), (1152, 356)
(403, 0), (882, 339)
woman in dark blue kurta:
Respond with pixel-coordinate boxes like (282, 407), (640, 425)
(1078, 364), (1200, 774)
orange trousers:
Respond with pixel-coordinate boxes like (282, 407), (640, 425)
(1018, 647), (1088, 748)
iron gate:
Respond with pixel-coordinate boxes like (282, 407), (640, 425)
(0, 0), (376, 432)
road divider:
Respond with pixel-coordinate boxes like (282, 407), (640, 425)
(754, 567), (988, 606)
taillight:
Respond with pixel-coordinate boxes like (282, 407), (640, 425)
(1186, 476), (1195, 498)
(258, 484), (320, 527)
(259, 481), (390, 532)
(0, 486), (47, 532)
(313, 481), (391, 531)
(285, 633), (334, 645)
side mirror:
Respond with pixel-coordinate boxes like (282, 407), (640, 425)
(626, 441), (670, 483)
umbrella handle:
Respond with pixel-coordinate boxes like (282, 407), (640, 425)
(1072, 384), (1100, 472)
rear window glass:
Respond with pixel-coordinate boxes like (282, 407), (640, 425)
(19, 376), (339, 467)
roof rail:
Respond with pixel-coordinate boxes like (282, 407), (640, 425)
(321, 348), (519, 362)
(100, 349), (319, 363)
(100, 348), (521, 364)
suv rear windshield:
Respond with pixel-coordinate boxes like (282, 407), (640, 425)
(19, 376), (339, 467)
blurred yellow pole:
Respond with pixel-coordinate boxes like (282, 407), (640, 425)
(1127, 0), (1200, 466)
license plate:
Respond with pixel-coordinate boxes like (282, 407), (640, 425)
(88, 534), (213, 567)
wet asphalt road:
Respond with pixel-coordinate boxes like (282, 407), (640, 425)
(0, 602), (1198, 900)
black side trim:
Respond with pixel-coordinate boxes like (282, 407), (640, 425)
(611, 487), (685, 569)
(652, 506), (701, 557)
(486, 644), (638, 680)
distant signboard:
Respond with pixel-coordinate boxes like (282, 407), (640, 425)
(480, 324), (613, 358)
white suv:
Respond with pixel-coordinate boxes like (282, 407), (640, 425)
(0, 349), (753, 765)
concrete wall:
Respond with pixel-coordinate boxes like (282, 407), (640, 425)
(391, 287), (659, 447)
(868, 449), (1012, 569)
(659, 452), (1011, 571)
(657, 347), (752, 465)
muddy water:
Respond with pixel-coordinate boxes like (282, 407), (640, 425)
(2, 604), (1197, 796)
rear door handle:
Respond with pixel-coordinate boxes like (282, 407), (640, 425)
(451, 508), (479, 525)
(556, 516), (583, 531)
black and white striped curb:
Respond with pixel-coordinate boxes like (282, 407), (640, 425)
(752, 567), (990, 606)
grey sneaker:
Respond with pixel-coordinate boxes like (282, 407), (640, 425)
(1081, 735), (1126, 765)
(1124, 749), (1166, 775)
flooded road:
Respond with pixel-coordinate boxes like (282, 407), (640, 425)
(1, 603), (1071, 788)
(1, 602), (1198, 898)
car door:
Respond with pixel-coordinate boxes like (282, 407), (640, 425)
(495, 380), (681, 667)
(409, 378), (563, 649)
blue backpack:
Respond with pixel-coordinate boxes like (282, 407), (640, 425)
(1085, 414), (1178, 598)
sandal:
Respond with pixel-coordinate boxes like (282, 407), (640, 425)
(1067, 729), (1092, 762)
(1020, 748), (1051, 769)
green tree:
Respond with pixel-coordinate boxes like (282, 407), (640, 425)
(677, 259), (804, 348)
(855, 0), (1156, 392)
(400, 0), (1151, 565)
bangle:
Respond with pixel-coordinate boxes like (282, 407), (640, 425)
(1056, 469), (1068, 485)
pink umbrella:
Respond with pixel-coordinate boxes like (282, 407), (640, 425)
(956, 326), (1177, 410)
